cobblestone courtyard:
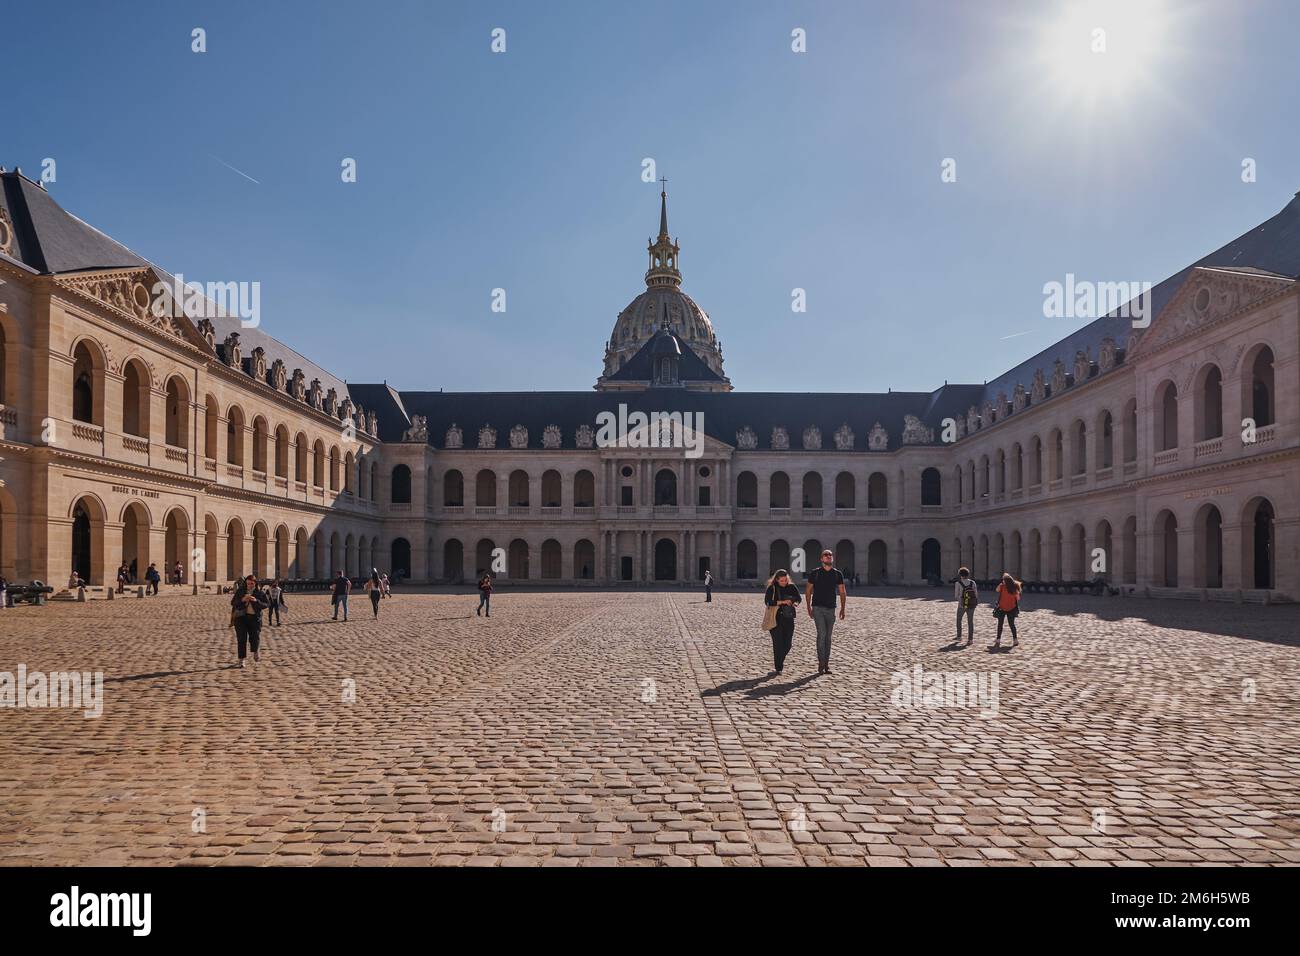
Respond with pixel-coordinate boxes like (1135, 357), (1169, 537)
(1, 589), (1297, 867)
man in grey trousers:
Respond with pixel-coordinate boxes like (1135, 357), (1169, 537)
(804, 549), (847, 675)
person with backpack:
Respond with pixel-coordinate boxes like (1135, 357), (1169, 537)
(266, 579), (285, 627)
(145, 562), (161, 595)
(993, 572), (1022, 649)
(763, 569), (801, 675)
(954, 566), (978, 645)
(476, 572), (493, 617)
(331, 570), (351, 622)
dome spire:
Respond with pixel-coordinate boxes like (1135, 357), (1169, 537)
(646, 180), (681, 289)
(658, 177), (669, 238)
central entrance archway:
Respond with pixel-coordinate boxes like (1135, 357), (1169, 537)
(654, 538), (677, 581)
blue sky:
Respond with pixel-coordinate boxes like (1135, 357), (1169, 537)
(7, 0), (1298, 392)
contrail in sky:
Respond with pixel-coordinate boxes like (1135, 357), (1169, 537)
(210, 155), (260, 184)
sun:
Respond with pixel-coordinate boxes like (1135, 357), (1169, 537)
(1035, 0), (1173, 112)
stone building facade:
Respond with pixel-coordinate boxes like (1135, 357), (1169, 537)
(1, 167), (1296, 599)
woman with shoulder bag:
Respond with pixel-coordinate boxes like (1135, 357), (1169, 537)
(993, 572), (1022, 649)
(763, 569), (801, 675)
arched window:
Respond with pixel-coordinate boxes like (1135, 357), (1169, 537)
(312, 440), (325, 486)
(654, 468), (678, 506)
(391, 464), (412, 503)
(801, 472), (822, 509)
(835, 472), (855, 510)
(294, 432), (308, 482)
(573, 470), (595, 508)
(1096, 411), (1113, 470)
(1049, 428), (1063, 480)
(443, 469), (464, 506)
(274, 425), (290, 477)
(1070, 420), (1086, 475)
(736, 540), (758, 579)
(1156, 381), (1179, 451)
(164, 377), (189, 448)
(736, 471), (758, 508)
(541, 470), (562, 507)
(121, 360), (149, 438)
(509, 470), (530, 507)
(1247, 346), (1275, 427)
(226, 407), (245, 465)
(442, 539), (464, 582)
(574, 539), (595, 579)
(252, 417), (269, 473)
(1196, 365), (1223, 440)
(1153, 510), (1178, 586)
(769, 472), (790, 509)
(920, 467), (941, 507)
(476, 470), (497, 507)
(72, 342), (100, 425)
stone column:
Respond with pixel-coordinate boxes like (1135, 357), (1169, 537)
(1275, 516), (1299, 597)
(1221, 521), (1243, 590)
(1177, 525), (1195, 589)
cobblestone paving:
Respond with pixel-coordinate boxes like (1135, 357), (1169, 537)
(0, 589), (1297, 866)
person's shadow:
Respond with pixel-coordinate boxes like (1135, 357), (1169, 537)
(744, 673), (819, 698)
(701, 674), (773, 697)
(105, 666), (231, 683)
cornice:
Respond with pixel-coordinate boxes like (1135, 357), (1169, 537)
(26, 445), (382, 520)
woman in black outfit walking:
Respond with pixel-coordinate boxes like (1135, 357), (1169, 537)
(230, 574), (269, 669)
(764, 569), (801, 675)
(366, 569), (383, 618)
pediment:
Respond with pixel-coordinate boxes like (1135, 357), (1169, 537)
(53, 266), (212, 351)
(1129, 267), (1294, 358)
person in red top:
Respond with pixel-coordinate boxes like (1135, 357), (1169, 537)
(476, 572), (493, 617)
(993, 572), (1021, 649)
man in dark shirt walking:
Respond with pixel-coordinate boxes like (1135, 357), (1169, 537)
(331, 570), (351, 622)
(805, 549), (846, 675)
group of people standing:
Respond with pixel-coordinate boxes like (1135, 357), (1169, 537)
(114, 561), (162, 595)
(229, 569), (392, 670)
(331, 569), (392, 622)
(760, 551), (1026, 675)
(954, 566), (1022, 648)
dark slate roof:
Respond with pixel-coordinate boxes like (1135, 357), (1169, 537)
(0, 169), (149, 274)
(205, 307), (351, 400)
(373, 389), (943, 451)
(0, 168), (353, 403)
(347, 383), (412, 435)
(605, 326), (723, 383)
(979, 192), (1300, 408)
